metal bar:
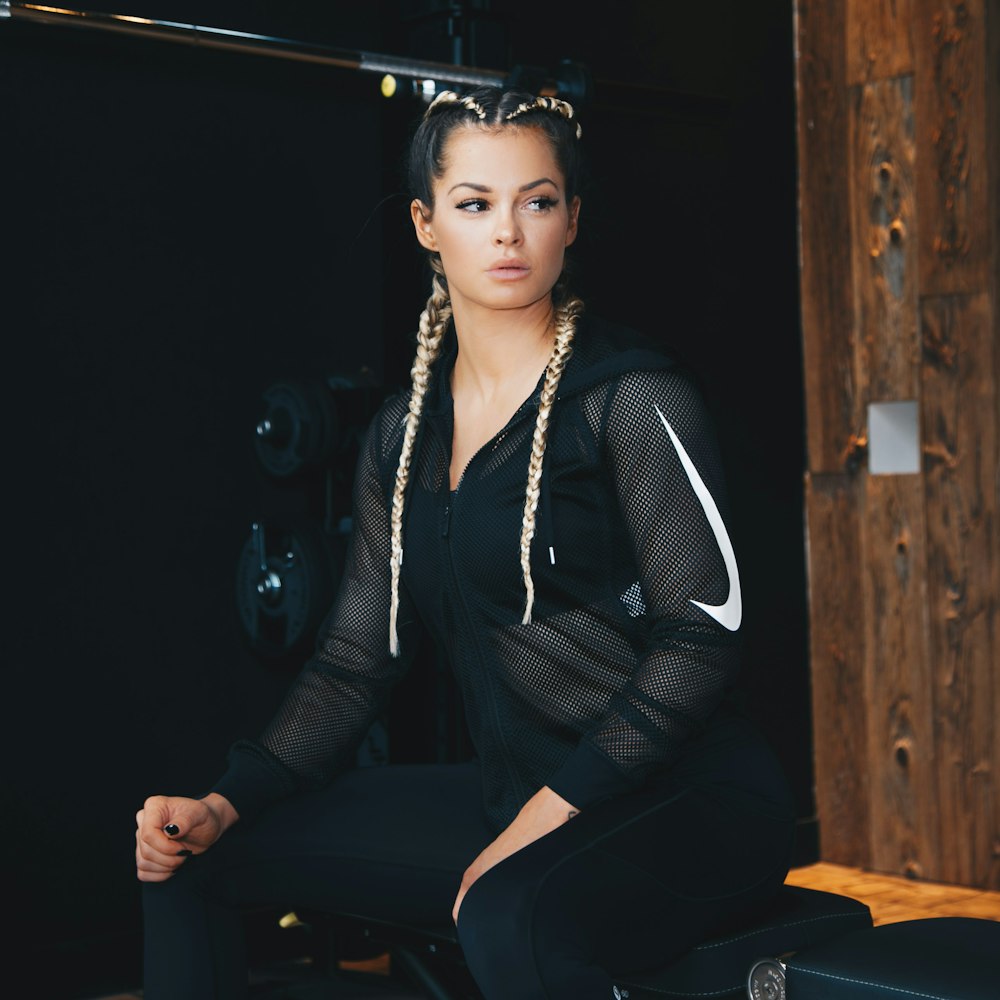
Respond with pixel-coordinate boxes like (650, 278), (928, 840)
(392, 947), (459, 1000)
(0, 2), (516, 90)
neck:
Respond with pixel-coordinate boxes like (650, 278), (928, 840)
(450, 297), (557, 399)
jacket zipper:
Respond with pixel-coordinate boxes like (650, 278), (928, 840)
(437, 415), (531, 810)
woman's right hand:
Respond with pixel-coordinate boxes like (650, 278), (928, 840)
(135, 792), (239, 882)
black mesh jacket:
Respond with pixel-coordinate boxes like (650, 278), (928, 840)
(213, 315), (744, 831)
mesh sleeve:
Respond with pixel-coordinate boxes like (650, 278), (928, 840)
(548, 367), (741, 807)
(211, 398), (418, 820)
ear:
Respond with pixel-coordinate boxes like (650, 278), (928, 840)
(410, 199), (437, 251)
(564, 196), (581, 248)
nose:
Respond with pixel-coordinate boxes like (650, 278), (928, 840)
(492, 208), (522, 246)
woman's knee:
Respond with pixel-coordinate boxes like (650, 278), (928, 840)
(458, 867), (527, 944)
(457, 864), (612, 999)
(457, 864), (540, 989)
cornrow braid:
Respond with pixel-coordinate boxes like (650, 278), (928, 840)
(388, 258), (451, 656)
(504, 95), (583, 139)
(519, 294), (585, 625)
(424, 89), (488, 120)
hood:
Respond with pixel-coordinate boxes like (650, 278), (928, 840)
(423, 312), (684, 418)
(556, 313), (683, 400)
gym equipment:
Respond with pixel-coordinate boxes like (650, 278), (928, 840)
(301, 885), (875, 1000)
(782, 916), (1000, 1000)
(305, 892), (1000, 998)
(239, 375), (380, 657)
(254, 379), (343, 479)
(235, 519), (340, 658)
(0, 2), (591, 106)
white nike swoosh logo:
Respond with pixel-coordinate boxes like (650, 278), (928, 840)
(654, 404), (742, 631)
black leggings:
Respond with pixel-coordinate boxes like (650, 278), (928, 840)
(143, 725), (794, 999)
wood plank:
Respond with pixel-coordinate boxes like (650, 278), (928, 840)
(986, 0), (1000, 898)
(786, 861), (1000, 924)
(849, 75), (920, 402)
(921, 293), (999, 889)
(990, 0), (1000, 297)
(860, 472), (938, 879)
(913, 0), (991, 294)
(795, 0), (859, 473)
(848, 69), (934, 879)
(846, 0), (915, 84)
(804, 472), (870, 867)
(796, 0), (998, 892)
(931, 895), (1000, 919)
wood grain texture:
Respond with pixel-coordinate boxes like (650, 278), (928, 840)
(796, 0), (999, 888)
(849, 70), (933, 880)
(990, 0), (1000, 899)
(921, 294), (999, 888)
(795, 0), (859, 473)
(913, 0), (991, 294)
(861, 473), (938, 879)
(990, 0), (1000, 301)
(846, 0), (915, 84)
(805, 472), (870, 867)
(786, 861), (1000, 923)
(850, 75), (920, 403)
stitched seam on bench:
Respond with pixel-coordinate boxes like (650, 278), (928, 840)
(615, 984), (740, 997)
(690, 912), (868, 950)
(794, 965), (958, 1000)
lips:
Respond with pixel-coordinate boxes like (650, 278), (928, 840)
(487, 258), (531, 280)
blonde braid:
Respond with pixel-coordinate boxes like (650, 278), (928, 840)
(389, 259), (451, 655)
(519, 295), (584, 625)
(424, 89), (488, 120)
(504, 95), (583, 139)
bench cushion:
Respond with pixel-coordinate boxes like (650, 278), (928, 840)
(618, 886), (872, 999)
(316, 885), (873, 999)
(784, 917), (1000, 1000)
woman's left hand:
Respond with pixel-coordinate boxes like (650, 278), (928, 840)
(453, 785), (579, 924)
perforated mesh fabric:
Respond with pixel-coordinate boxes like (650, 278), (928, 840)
(214, 316), (742, 830)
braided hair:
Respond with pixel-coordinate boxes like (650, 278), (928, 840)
(389, 87), (585, 655)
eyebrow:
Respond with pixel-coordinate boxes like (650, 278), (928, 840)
(446, 177), (561, 196)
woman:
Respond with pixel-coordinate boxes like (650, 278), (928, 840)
(136, 87), (795, 999)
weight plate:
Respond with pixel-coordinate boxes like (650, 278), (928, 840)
(747, 959), (786, 1000)
(254, 380), (339, 478)
(236, 519), (339, 657)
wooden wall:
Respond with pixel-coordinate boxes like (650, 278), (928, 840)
(795, 0), (1000, 888)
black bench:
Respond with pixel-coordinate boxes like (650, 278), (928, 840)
(782, 916), (1000, 1000)
(311, 884), (874, 999)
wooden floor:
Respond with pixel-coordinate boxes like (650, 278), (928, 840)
(88, 863), (1000, 999)
(786, 861), (1000, 924)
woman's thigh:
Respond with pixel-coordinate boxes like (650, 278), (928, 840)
(457, 779), (795, 996)
(180, 760), (495, 924)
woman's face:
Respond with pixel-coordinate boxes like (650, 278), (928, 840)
(410, 126), (580, 319)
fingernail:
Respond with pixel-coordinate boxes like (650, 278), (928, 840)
(164, 823), (180, 837)
(177, 849), (193, 857)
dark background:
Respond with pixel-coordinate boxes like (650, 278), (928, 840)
(2, 1), (807, 995)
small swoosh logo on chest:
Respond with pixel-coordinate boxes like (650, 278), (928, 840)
(654, 405), (742, 631)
